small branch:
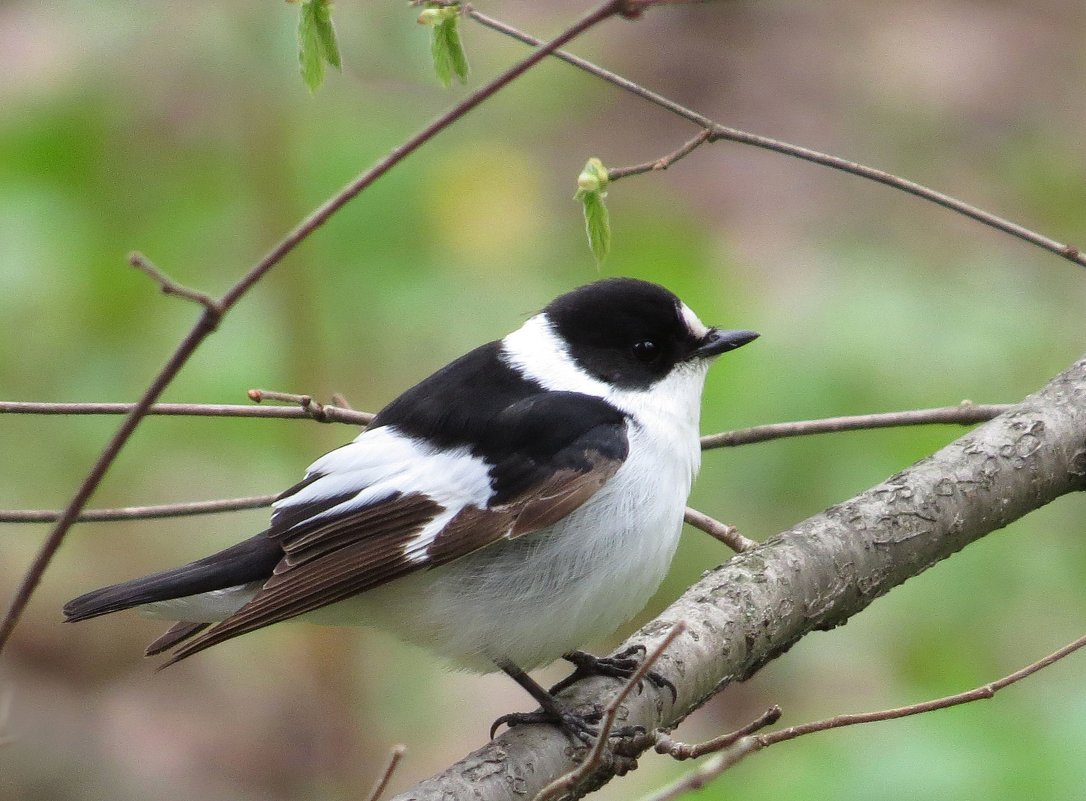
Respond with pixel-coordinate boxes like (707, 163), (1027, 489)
(700, 403), (1010, 449)
(607, 129), (712, 181)
(533, 622), (687, 801)
(128, 252), (223, 314)
(465, 10), (1086, 271)
(633, 708), (780, 801)
(1, 400), (1004, 443)
(636, 741), (759, 801)
(0, 400), (373, 425)
(702, 125), (1086, 270)
(247, 389), (368, 425)
(683, 507), (756, 552)
(648, 631), (1086, 800)
(758, 630), (1086, 749)
(364, 744), (408, 801)
(0, 494), (277, 524)
(653, 705), (781, 761)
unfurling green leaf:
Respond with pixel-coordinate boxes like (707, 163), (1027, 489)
(576, 157), (609, 194)
(581, 191), (611, 263)
(574, 159), (611, 263)
(314, 1), (341, 69)
(418, 4), (469, 87)
(297, 0), (341, 93)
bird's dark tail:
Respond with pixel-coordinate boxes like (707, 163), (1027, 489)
(63, 533), (281, 623)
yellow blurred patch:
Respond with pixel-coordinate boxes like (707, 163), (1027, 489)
(422, 142), (544, 271)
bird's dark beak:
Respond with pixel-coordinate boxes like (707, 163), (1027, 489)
(689, 328), (759, 360)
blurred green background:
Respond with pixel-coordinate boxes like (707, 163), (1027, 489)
(2, 2), (1085, 800)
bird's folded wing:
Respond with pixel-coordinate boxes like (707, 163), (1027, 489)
(164, 392), (628, 663)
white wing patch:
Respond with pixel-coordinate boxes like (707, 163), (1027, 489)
(273, 425), (495, 562)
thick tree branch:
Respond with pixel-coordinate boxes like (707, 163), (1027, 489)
(389, 354), (1086, 801)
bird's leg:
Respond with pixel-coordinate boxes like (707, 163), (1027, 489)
(547, 645), (677, 701)
(491, 659), (611, 746)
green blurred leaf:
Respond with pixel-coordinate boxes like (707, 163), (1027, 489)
(442, 14), (469, 85)
(314, 1), (341, 69)
(574, 158), (611, 262)
(420, 4), (468, 88)
(580, 191), (611, 263)
(297, 0), (340, 93)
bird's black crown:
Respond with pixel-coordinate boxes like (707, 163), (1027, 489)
(545, 278), (702, 388)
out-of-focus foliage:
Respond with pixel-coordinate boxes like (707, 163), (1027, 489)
(573, 157), (608, 263)
(575, 157), (611, 262)
(418, 4), (469, 88)
(1, 2), (1084, 800)
(296, 0), (342, 93)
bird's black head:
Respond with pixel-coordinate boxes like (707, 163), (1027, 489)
(543, 278), (758, 389)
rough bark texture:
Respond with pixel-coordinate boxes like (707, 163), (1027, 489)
(391, 356), (1086, 801)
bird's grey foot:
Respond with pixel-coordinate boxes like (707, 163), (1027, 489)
(492, 657), (647, 745)
(490, 704), (645, 746)
(548, 645), (677, 701)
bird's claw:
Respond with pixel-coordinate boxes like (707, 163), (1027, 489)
(490, 705), (646, 746)
(548, 645), (677, 701)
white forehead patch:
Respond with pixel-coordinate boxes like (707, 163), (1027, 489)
(679, 302), (709, 339)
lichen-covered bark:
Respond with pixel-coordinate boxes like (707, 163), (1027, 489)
(392, 356), (1086, 801)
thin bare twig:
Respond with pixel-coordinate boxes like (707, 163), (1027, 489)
(0, 0), (629, 655)
(758, 631), (1086, 748)
(700, 403), (1010, 449)
(364, 744), (408, 801)
(633, 708), (781, 801)
(636, 741), (758, 801)
(465, 9), (1086, 271)
(683, 507), (756, 552)
(653, 705), (781, 760)
(129, 252), (221, 314)
(647, 632), (1086, 800)
(247, 389), (371, 425)
(533, 622), (687, 801)
(1, 400), (1005, 442)
(607, 129), (712, 181)
(0, 400), (374, 425)
(0, 495), (278, 524)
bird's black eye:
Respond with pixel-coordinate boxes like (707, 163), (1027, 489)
(632, 340), (660, 362)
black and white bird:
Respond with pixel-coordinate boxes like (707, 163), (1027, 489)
(65, 278), (758, 738)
